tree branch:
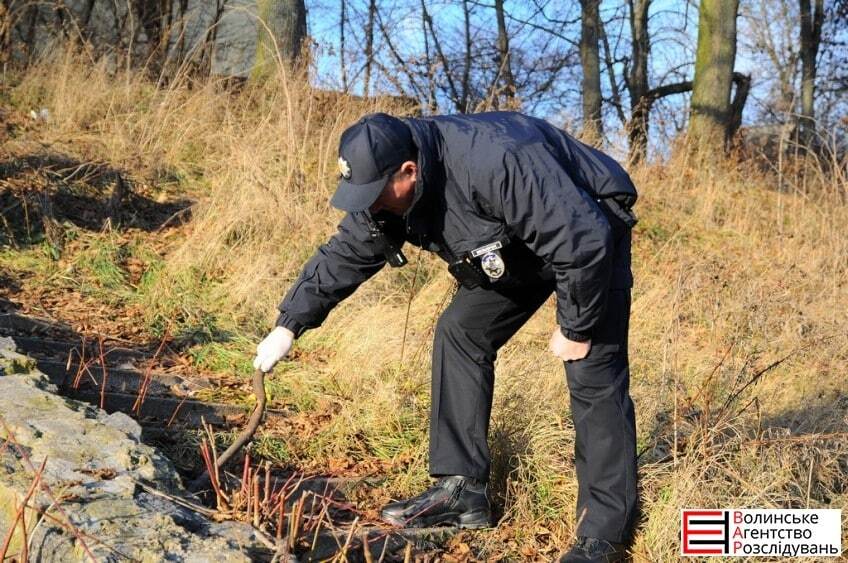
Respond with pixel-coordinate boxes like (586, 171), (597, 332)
(421, 0), (462, 110)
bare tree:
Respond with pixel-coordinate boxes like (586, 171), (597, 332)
(422, 2), (438, 111)
(743, 0), (800, 119)
(325, 0), (578, 116)
(799, 0), (824, 142)
(494, 0), (516, 107)
(580, 0), (603, 144)
(421, 0), (463, 111)
(623, 0), (697, 162)
(340, 0), (348, 92)
(0, 3), (12, 67)
(727, 72), (752, 140)
(363, 0), (376, 96)
(821, 1), (848, 120)
(626, 0), (651, 162)
(460, 0), (473, 112)
(689, 0), (740, 152)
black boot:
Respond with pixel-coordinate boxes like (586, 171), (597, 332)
(559, 536), (627, 562)
(380, 475), (491, 529)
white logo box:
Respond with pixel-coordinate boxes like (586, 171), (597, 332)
(681, 509), (842, 558)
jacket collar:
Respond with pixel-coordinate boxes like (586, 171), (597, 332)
(401, 117), (444, 233)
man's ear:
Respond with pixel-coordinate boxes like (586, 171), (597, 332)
(401, 160), (417, 180)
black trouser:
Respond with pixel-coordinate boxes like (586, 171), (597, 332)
(429, 282), (637, 543)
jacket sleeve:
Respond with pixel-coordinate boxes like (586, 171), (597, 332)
(491, 150), (614, 341)
(275, 212), (388, 337)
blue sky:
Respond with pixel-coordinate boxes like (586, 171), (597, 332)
(300, 1), (844, 157)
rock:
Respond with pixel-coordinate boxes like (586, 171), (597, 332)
(212, 0), (259, 78)
(8, 1), (149, 68)
(0, 338), (273, 562)
(105, 411), (142, 443)
(0, 337), (36, 375)
(9, 1), (305, 79)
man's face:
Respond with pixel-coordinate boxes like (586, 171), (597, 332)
(369, 160), (417, 215)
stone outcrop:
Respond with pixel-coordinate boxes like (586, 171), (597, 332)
(5, 1), (307, 78)
(4, 1), (150, 68)
(0, 336), (271, 562)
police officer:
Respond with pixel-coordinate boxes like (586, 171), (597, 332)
(253, 112), (638, 562)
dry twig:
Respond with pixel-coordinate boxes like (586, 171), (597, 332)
(189, 368), (267, 491)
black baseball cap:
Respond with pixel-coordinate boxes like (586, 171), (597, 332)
(331, 113), (416, 212)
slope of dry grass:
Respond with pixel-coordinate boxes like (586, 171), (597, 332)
(1, 54), (846, 560)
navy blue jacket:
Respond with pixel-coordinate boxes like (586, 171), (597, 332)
(276, 112), (637, 341)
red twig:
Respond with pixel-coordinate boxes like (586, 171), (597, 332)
(199, 440), (225, 508)
(69, 336), (100, 390)
(0, 458), (46, 560)
(252, 475), (260, 527)
(19, 498), (28, 563)
(0, 418), (98, 562)
(245, 466), (253, 513)
(270, 472), (303, 516)
(132, 329), (169, 415)
(267, 472), (298, 521)
(165, 395), (188, 428)
(69, 335), (86, 388)
(304, 490), (356, 512)
(305, 480), (332, 533)
(241, 453), (251, 498)
(31, 510), (131, 559)
(263, 461), (271, 509)
(188, 369), (267, 491)
(98, 336), (108, 410)
(276, 497), (285, 540)
(69, 344), (99, 390)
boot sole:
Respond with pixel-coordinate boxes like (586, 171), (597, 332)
(381, 509), (492, 530)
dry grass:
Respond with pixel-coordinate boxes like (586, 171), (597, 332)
(1, 52), (846, 560)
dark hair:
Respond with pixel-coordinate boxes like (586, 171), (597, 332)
(391, 149), (417, 176)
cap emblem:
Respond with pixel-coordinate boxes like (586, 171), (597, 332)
(338, 157), (352, 179)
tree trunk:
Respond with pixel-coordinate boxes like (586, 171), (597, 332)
(727, 72), (751, 142)
(798, 0), (824, 144)
(0, 3), (10, 67)
(580, 0), (603, 145)
(33, 192), (63, 260)
(339, 0), (348, 92)
(494, 0), (516, 107)
(688, 0), (740, 153)
(627, 0), (650, 164)
(421, 0), (437, 113)
(600, 17), (627, 127)
(253, 0), (307, 79)
(106, 172), (130, 227)
(461, 0), (472, 111)
(363, 0), (376, 97)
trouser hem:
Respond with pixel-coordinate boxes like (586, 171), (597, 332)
(429, 463), (488, 483)
(574, 524), (630, 544)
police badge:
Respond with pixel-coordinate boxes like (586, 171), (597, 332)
(480, 251), (505, 279)
(469, 241), (506, 281)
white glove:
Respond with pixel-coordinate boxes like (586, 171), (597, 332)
(253, 326), (295, 372)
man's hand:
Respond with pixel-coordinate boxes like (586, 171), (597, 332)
(253, 327), (295, 372)
(549, 328), (591, 362)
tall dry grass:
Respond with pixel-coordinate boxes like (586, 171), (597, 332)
(3, 53), (847, 560)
